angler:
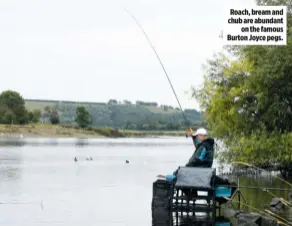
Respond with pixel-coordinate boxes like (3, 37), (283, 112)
(186, 128), (214, 167)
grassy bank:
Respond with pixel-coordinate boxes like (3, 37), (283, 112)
(0, 124), (185, 138)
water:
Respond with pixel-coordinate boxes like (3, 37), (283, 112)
(0, 137), (291, 225)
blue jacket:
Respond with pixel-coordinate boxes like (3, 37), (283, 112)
(186, 136), (214, 167)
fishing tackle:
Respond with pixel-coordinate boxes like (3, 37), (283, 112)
(225, 197), (292, 226)
(0, 200), (43, 210)
(230, 161), (292, 207)
(124, 8), (189, 128)
(232, 162), (292, 188)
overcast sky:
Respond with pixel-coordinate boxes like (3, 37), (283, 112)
(0, 0), (256, 110)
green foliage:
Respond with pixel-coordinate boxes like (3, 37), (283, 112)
(136, 101), (158, 107)
(194, 0), (292, 169)
(75, 106), (92, 128)
(108, 99), (118, 105)
(1, 109), (16, 124)
(50, 107), (60, 124)
(26, 99), (203, 130)
(123, 100), (132, 105)
(28, 112), (34, 122)
(43, 106), (59, 124)
(28, 110), (41, 123)
(33, 110), (41, 123)
(89, 127), (124, 137)
(0, 90), (28, 124)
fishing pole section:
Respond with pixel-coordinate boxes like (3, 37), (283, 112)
(124, 8), (191, 138)
(0, 200), (44, 210)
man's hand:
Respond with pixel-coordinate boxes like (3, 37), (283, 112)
(186, 128), (193, 136)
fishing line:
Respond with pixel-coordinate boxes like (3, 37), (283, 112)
(0, 200), (44, 210)
(124, 8), (189, 127)
(217, 185), (292, 191)
(231, 161), (292, 206)
(225, 197), (291, 226)
(220, 184), (292, 205)
(232, 161), (292, 188)
(265, 209), (292, 226)
(263, 189), (291, 207)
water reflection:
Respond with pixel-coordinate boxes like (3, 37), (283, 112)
(0, 137), (190, 147)
(176, 216), (231, 226)
(0, 149), (23, 180)
(227, 174), (292, 222)
(0, 137), (25, 147)
(0, 137), (291, 225)
(152, 211), (232, 226)
(75, 138), (89, 147)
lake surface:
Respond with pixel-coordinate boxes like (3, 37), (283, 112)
(0, 137), (291, 225)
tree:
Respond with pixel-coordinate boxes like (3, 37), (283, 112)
(166, 122), (181, 130)
(50, 107), (60, 124)
(26, 99), (203, 130)
(43, 106), (59, 124)
(0, 90), (28, 124)
(28, 111), (34, 122)
(193, 0), (292, 170)
(32, 110), (41, 123)
(28, 110), (41, 123)
(75, 106), (92, 128)
(0, 104), (10, 124)
(149, 122), (158, 130)
(108, 99), (118, 105)
(44, 106), (51, 115)
(0, 104), (16, 124)
(123, 100), (132, 105)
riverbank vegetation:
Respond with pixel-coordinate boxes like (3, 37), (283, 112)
(25, 99), (203, 130)
(0, 90), (199, 137)
(0, 124), (185, 138)
(194, 0), (292, 176)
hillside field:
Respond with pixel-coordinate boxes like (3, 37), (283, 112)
(25, 99), (203, 130)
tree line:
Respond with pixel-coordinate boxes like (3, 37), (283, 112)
(0, 90), (40, 124)
(0, 90), (60, 125)
(193, 0), (292, 174)
(49, 99), (203, 130)
(0, 90), (204, 130)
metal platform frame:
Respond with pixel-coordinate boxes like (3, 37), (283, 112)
(152, 167), (236, 226)
(170, 168), (217, 225)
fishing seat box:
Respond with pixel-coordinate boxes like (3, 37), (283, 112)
(152, 179), (173, 198)
(172, 167), (217, 224)
(174, 167), (216, 204)
(152, 179), (173, 224)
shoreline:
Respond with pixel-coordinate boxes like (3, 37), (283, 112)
(0, 124), (185, 138)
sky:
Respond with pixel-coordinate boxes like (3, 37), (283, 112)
(0, 0), (256, 110)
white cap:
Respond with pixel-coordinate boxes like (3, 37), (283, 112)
(194, 128), (208, 136)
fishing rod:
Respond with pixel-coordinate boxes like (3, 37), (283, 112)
(224, 197), (292, 226)
(219, 185), (292, 192)
(124, 8), (190, 128)
(229, 161), (292, 206)
(0, 200), (44, 210)
(232, 161), (292, 188)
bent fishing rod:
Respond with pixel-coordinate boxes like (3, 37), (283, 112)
(124, 8), (190, 129)
(0, 200), (44, 210)
(217, 185), (292, 192)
